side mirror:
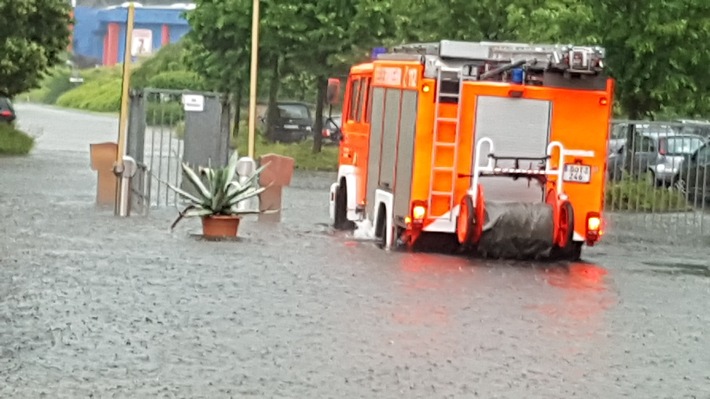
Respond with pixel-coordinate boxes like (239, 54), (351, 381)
(326, 78), (340, 105)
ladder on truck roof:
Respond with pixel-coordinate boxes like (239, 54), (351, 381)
(427, 65), (475, 220)
(390, 40), (605, 67)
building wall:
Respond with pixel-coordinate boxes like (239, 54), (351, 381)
(72, 4), (192, 66)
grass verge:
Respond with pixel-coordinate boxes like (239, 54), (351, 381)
(0, 124), (35, 155)
(172, 122), (338, 171)
(229, 125), (338, 171)
(605, 174), (692, 212)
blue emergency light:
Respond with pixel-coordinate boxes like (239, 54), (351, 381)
(371, 47), (387, 60)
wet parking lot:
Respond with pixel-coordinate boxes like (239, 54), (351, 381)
(1, 104), (709, 398)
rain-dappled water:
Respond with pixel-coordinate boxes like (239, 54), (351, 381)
(1, 104), (708, 398)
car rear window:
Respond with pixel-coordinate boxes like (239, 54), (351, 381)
(0, 97), (12, 110)
(277, 104), (310, 120)
(665, 136), (705, 155)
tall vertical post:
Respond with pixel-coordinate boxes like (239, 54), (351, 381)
(114, 2), (136, 216)
(247, 0), (260, 159)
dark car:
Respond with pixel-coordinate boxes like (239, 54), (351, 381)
(678, 142), (710, 204)
(0, 96), (17, 124)
(260, 101), (313, 143)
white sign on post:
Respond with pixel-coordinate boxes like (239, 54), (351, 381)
(131, 29), (153, 57)
(182, 94), (205, 112)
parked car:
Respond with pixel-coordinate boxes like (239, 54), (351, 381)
(0, 96), (17, 124)
(259, 101), (313, 143)
(678, 142), (710, 204)
(606, 131), (707, 187)
(607, 121), (675, 155)
(321, 114), (342, 145)
(673, 119), (710, 139)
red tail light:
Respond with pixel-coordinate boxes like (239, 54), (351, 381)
(585, 212), (602, 246)
(0, 110), (11, 117)
(406, 200), (427, 227)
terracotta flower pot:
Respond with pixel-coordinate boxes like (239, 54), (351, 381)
(201, 215), (241, 238)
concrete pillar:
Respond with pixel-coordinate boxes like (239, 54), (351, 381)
(161, 24), (170, 46)
(106, 22), (120, 66)
(257, 154), (295, 222)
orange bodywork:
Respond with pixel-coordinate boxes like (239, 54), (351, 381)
(339, 63), (374, 208)
(338, 56), (614, 246)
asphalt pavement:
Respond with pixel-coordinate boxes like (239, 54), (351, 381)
(1, 103), (708, 398)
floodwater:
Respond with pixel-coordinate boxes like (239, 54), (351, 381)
(1, 104), (709, 398)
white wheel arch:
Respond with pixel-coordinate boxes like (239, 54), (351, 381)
(373, 189), (395, 250)
(337, 165), (360, 221)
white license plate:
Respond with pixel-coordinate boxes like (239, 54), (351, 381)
(562, 164), (591, 183)
(283, 124), (299, 129)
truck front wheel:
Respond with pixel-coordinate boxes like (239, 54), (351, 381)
(334, 182), (354, 230)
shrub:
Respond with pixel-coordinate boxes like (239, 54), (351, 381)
(147, 70), (206, 91)
(42, 69), (75, 104)
(55, 77), (122, 113)
(0, 124), (35, 155)
(146, 101), (184, 125)
(132, 42), (191, 89)
(605, 174), (691, 212)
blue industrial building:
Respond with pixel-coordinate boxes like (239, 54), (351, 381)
(71, 3), (193, 66)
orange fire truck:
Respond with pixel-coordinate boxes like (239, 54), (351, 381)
(328, 40), (614, 260)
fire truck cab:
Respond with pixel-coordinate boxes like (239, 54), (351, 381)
(329, 40), (614, 260)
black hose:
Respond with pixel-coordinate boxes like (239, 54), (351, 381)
(479, 59), (530, 80)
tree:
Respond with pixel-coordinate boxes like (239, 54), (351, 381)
(186, 0), (300, 137)
(591, 0), (710, 119)
(263, 0), (395, 152)
(0, 0), (72, 97)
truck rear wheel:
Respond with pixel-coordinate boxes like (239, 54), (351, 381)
(550, 242), (583, 261)
(549, 201), (581, 261)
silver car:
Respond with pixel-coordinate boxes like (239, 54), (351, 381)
(607, 131), (707, 186)
(647, 133), (707, 187)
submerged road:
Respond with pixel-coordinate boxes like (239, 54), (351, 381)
(1, 103), (708, 398)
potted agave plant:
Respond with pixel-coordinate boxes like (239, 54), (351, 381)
(167, 150), (269, 238)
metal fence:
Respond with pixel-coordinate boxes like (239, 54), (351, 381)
(604, 120), (710, 245)
(126, 88), (231, 211)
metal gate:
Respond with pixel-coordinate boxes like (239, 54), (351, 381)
(126, 88), (231, 211)
(603, 119), (710, 245)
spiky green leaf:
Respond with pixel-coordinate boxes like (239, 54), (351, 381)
(182, 162), (213, 200)
(184, 207), (216, 217)
(223, 150), (240, 188)
(166, 182), (209, 206)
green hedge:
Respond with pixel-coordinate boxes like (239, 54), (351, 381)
(148, 70), (206, 91)
(131, 42), (191, 89)
(55, 77), (122, 113)
(0, 124), (35, 155)
(146, 101), (184, 125)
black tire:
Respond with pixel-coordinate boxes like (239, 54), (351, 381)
(456, 195), (475, 247)
(334, 183), (355, 230)
(375, 204), (387, 249)
(550, 241), (583, 262)
(549, 202), (578, 261)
